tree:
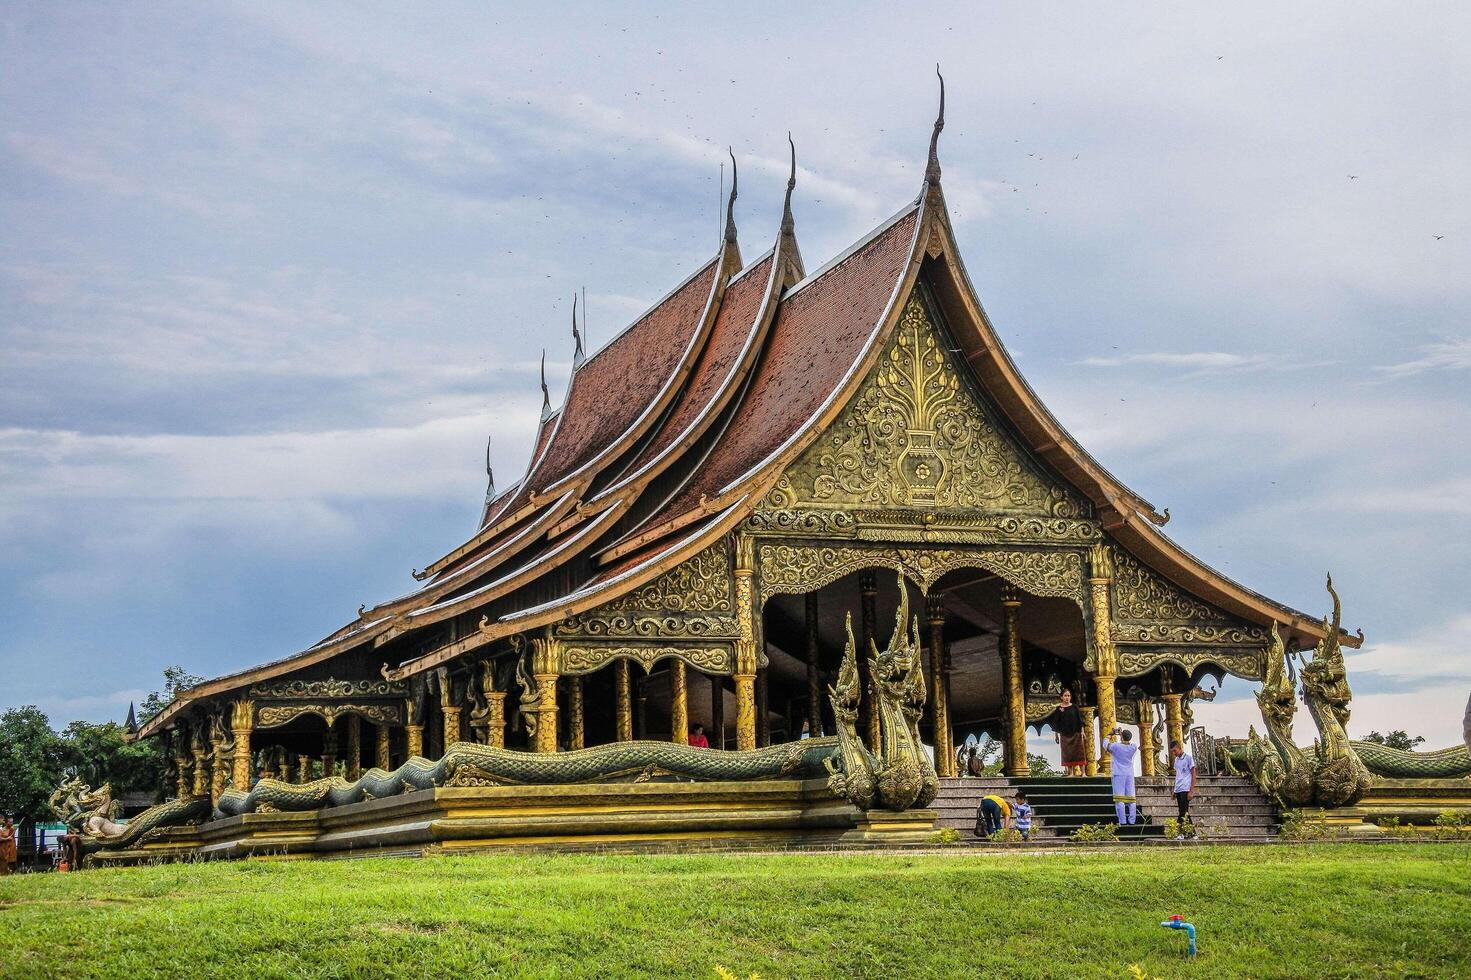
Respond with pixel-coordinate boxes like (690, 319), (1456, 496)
(1025, 753), (1058, 776)
(138, 665), (205, 722)
(0, 706), (68, 821)
(61, 720), (165, 798)
(1362, 730), (1426, 752)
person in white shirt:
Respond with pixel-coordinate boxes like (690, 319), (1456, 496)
(1106, 729), (1139, 825)
(1171, 742), (1196, 838)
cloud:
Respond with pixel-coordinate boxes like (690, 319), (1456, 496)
(1076, 351), (1270, 371)
(1375, 338), (1471, 379)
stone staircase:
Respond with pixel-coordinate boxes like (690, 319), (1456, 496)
(934, 773), (1278, 843)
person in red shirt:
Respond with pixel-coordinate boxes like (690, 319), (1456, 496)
(688, 724), (710, 748)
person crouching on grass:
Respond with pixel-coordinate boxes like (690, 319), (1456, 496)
(1171, 741), (1196, 838)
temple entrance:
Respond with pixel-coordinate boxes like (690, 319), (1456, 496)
(759, 562), (1088, 773)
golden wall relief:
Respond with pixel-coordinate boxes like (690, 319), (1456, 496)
(560, 644), (733, 676)
(254, 702), (402, 729)
(556, 540), (738, 641)
(247, 678), (406, 699)
(1108, 546), (1266, 648)
(756, 542), (1085, 604)
(746, 505), (1099, 546)
(764, 294), (1083, 518)
(1117, 647), (1262, 682)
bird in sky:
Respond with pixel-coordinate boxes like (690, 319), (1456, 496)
(1434, 235), (1445, 240)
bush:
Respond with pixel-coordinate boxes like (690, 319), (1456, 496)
(988, 828), (1024, 843)
(1069, 822), (1119, 843)
(1278, 809), (1332, 841)
(1164, 817), (1206, 840)
(927, 828), (961, 845)
(1433, 809), (1471, 839)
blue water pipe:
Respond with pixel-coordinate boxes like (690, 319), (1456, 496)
(1160, 915), (1197, 957)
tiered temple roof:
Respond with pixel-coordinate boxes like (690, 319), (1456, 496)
(137, 106), (1357, 740)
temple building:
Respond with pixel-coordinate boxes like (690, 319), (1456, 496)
(133, 101), (1359, 831)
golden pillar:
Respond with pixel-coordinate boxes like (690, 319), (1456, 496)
(928, 592), (956, 778)
(670, 661), (689, 745)
(404, 695), (424, 759)
(1087, 544), (1118, 776)
(530, 634), (561, 753)
(322, 726), (337, 779)
(1162, 693), (1185, 754)
(858, 570), (881, 748)
(1080, 705), (1098, 777)
(344, 715), (362, 781)
(173, 728), (193, 799)
(230, 701), (254, 792)
(375, 723), (391, 771)
(804, 593), (823, 737)
(296, 754), (312, 783)
(1136, 697), (1157, 777)
(1000, 586), (1030, 777)
(733, 534), (759, 752)
(615, 659), (634, 743)
(190, 725), (210, 798)
(438, 668), (463, 749)
(567, 677), (584, 750)
(487, 690), (507, 749)
(209, 724), (228, 805)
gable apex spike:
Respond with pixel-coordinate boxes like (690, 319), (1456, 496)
(484, 436), (495, 503)
(724, 147), (738, 245)
(539, 349), (553, 421)
(780, 132), (797, 237)
(925, 64), (945, 186)
(571, 292), (584, 366)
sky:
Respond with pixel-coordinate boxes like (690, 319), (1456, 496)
(2, 2), (1469, 751)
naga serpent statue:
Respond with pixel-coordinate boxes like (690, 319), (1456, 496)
(1296, 574), (1374, 807)
(823, 574), (940, 812)
(1242, 623), (1314, 807)
(48, 777), (211, 857)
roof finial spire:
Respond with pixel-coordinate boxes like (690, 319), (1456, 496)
(925, 64), (945, 185)
(571, 292), (584, 365)
(484, 436), (495, 503)
(539, 349), (552, 420)
(724, 147), (738, 245)
(781, 132), (797, 236)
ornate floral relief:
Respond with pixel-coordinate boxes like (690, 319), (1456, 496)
(744, 507), (1099, 546)
(1108, 545), (1266, 647)
(769, 295), (1082, 517)
(247, 678), (406, 699)
(1117, 648), (1262, 682)
(561, 645), (733, 676)
(556, 540), (737, 641)
(255, 703), (402, 729)
(756, 543), (1084, 604)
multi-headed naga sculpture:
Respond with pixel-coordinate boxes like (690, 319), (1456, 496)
(1243, 623), (1314, 807)
(1298, 574), (1374, 807)
(823, 574), (940, 811)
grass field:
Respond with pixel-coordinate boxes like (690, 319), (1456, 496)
(1, 844), (1468, 978)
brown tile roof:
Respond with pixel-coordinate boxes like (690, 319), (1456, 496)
(609, 252), (774, 486)
(531, 258), (719, 494)
(657, 208), (919, 520)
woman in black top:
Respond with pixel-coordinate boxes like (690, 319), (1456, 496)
(1044, 688), (1087, 777)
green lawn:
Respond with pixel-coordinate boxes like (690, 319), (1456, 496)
(1, 844), (1467, 979)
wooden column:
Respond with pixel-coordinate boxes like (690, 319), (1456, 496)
(1080, 705), (1098, 777)
(804, 593), (823, 737)
(296, 754), (312, 783)
(1087, 545), (1118, 777)
(928, 592), (956, 778)
(859, 570), (881, 748)
(209, 724), (228, 805)
(567, 677), (585, 750)
(1136, 698), (1157, 777)
(670, 662), (689, 744)
(322, 726), (338, 779)
(1162, 693), (1185, 754)
(711, 674), (726, 750)
(733, 534), (759, 751)
(755, 667), (770, 747)
(1000, 586), (1030, 777)
(344, 715), (362, 781)
(615, 659), (634, 742)
(375, 723), (391, 771)
(230, 702), (254, 792)
(173, 728), (193, 799)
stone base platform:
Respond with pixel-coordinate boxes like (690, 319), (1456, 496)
(89, 779), (939, 865)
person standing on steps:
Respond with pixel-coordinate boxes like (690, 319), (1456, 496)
(1171, 741), (1196, 838)
(1106, 728), (1139, 825)
(1042, 688), (1087, 776)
